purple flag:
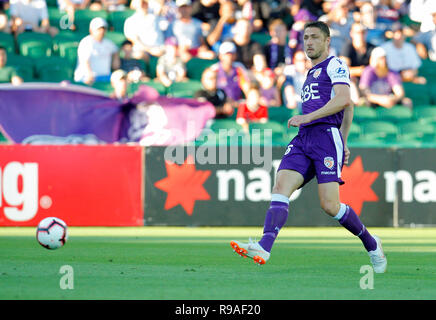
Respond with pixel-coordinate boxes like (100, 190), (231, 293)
(126, 85), (216, 146)
(0, 83), (124, 143)
(0, 83), (215, 145)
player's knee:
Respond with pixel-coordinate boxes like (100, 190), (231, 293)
(272, 182), (294, 197)
(320, 199), (340, 216)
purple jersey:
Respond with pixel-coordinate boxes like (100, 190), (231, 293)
(301, 56), (351, 128)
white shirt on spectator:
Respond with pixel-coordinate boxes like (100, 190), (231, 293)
(57, 0), (85, 11)
(169, 18), (203, 48)
(409, 0), (436, 32)
(74, 35), (118, 81)
(124, 11), (165, 51)
(381, 41), (422, 72)
(9, 0), (48, 29)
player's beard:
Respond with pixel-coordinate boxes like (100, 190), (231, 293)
(306, 47), (323, 60)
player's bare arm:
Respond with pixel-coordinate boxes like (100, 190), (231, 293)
(340, 103), (353, 165)
(287, 84), (351, 127)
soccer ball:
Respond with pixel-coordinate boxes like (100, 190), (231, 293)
(36, 217), (68, 250)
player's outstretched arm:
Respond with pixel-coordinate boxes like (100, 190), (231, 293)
(288, 84), (351, 128)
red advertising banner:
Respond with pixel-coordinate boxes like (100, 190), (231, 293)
(0, 145), (143, 226)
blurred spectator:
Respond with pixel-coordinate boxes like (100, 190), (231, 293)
(119, 40), (149, 83)
(195, 67), (234, 119)
(232, 18), (263, 69)
(251, 0), (292, 32)
(359, 47), (412, 109)
(281, 49), (309, 111)
(236, 81), (268, 132)
(409, 0), (436, 33)
(156, 37), (187, 90)
(375, 0), (401, 28)
(0, 11), (12, 33)
(412, 7), (436, 61)
(10, 0), (58, 36)
(169, 0), (215, 62)
(291, 0), (325, 21)
(209, 41), (250, 101)
(192, 0), (220, 35)
(263, 19), (291, 71)
(258, 68), (280, 107)
(206, 0), (237, 53)
(251, 52), (267, 81)
(381, 22), (426, 84)
(340, 22), (375, 79)
(358, 1), (387, 46)
(101, 0), (127, 11)
(147, 0), (178, 34)
(235, 0), (254, 22)
(288, 8), (315, 55)
(110, 69), (129, 101)
(319, 0), (352, 56)
(0, 46), (23, 85)
(57, 0), (91, 31)
(124, 0), (165, 60)
(74, 18), (120, 85)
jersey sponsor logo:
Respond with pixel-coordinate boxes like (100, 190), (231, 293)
(324, 156), (334, 170)
(313, 68), (322, 79)
(321, 171), (337, 175)
(301, 83), (320, 102)
(335, 67), (346, 75)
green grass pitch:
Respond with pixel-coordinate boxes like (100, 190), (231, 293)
(0, 227), (435, 300)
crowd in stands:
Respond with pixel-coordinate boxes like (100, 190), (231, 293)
(0, 0), (436, 130)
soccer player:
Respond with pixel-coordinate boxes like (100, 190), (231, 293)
(230, 21), (387, 273)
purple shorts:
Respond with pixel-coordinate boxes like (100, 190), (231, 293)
(278, 123), (345, 188)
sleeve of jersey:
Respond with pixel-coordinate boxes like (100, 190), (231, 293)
(326, 57), (351, 87)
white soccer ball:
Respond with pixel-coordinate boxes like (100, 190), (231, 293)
(36, 217), (68, 250)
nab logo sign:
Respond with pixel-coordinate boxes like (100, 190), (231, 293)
(0, 162), (39, 222)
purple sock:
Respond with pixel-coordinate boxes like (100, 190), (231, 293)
(338, 205), (377, 252)
(258, 201), (289, 252)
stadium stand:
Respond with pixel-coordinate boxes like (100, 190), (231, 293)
(1, 0), (436, 148)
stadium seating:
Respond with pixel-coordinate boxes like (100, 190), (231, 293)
(186, 58), (218, 81)
(403, 82), (431, 106)
(353, 106), (377, 123)
(58, 42), (79, 66)
(0, 32), (15, 53)
(348, 122), (362, 140)
(74, 9), (108, 33)
(250, 32), (272, 46)
(361, 120), (399, 141)
(108, 10), (135, 33)
(105, 31), (126, 47)
(6, 54), (34, 81)
(249, 121), (288, 145)
(35, 56), (73, 82)
(399, 121), (435, 141)
(165, 80), (202, 98)
(17, 32), (53, 59)
(375, 105), (413, 123)
(414, 107), (436, 123)
(0, 2), (435, 149)
(47, 7), (65, 29)
(267, 106), (297, 123)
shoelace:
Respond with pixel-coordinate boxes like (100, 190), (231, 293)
(247, 237), (259, 250)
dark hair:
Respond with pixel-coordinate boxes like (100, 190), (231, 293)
(121, 40), (133, 47)
(304, 21), (330, 39)
(0, 46), (6, 52)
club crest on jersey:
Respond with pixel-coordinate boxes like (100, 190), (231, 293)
(313, 68), (322, 79)
(324, 157), (334, 169)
